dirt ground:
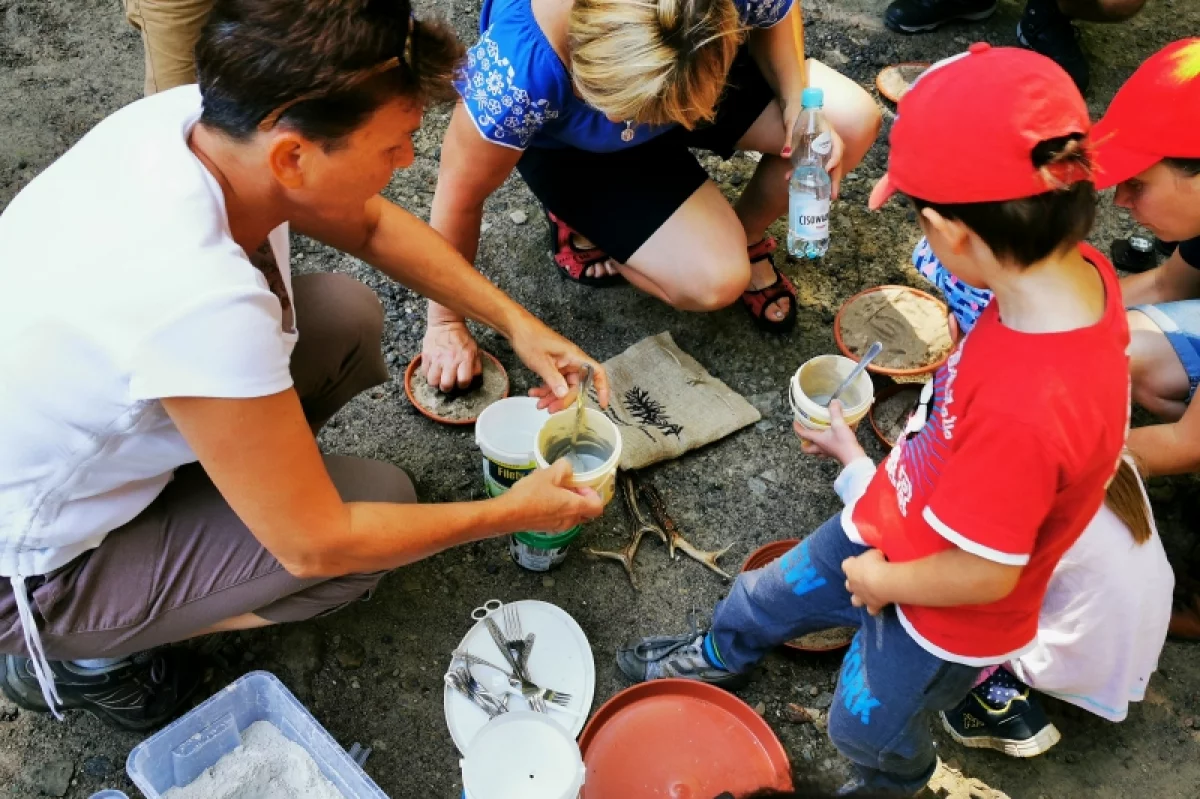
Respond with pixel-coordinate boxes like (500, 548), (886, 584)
(4, 0), (1200, 796)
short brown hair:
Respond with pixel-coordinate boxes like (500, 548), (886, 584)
(909, 135), (1096, 267)
(1165, 157), (1200, 177)
(568, 0), (742, 129)
(196, 0), (462, 147)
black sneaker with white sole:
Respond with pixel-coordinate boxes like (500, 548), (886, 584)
(884, 0), (997, 34)
(940, 669), (1061, 758)
(0, 648), (207, 732)
(1017, 0), (1090, 92)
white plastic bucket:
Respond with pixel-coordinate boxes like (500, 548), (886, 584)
(534, 408), (622, 505)
(461, 712), (585, 799)
(790, 355), (874, 431)
(476, 397), (552, 497)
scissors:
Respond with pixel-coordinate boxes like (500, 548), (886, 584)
(470, 598), (503, 621)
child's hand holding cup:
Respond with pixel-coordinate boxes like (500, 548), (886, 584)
(794, 400), (867, 466)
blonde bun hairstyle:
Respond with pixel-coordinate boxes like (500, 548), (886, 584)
(568, 0), (742, 129)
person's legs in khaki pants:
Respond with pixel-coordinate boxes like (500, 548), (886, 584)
(125, 0), (214, 95)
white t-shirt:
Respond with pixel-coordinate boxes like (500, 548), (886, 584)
(835, 456), (1173, 723)
(0, 85), (296, 579)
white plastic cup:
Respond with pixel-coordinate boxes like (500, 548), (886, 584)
(534, 408), (622, 505)
(461, 712), (585, 799)
(790, 355), (874, 431)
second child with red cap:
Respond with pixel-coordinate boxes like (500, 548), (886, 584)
(613, 44), (1130, 796)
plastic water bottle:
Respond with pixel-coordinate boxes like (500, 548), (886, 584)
(788, 87), (832, 259)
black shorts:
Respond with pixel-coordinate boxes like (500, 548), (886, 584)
(515, 46), (775, 264)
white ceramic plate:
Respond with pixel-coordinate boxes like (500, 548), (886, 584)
(443, 600), (595, 754)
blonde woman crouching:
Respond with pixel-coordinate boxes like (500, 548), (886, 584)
(421, 0), (882, 391)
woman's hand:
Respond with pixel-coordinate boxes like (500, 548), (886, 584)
(422, 315), (481, 392)
(793, 400), (866, 465)
(779, 94), (846, 201)
(500, 459), (606, 533)
(510, 315), (610, 412)
(842, 549), (891, 615)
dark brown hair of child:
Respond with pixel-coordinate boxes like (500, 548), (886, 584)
(908, 134), (1097, 267)
(196, 0), (463, 149)
(1164, 157), (1200, 177)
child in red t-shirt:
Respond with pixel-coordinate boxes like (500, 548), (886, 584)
(617, 44), (1130, 796)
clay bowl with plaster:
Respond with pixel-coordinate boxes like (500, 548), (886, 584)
(834, 285), (960, 379)
(404, 351), (509, 426)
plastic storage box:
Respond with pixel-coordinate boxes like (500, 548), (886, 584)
(126, 670), (387, 798)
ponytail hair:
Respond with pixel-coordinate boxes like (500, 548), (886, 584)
(1105, 450), (1154, 545)
(568, 0), (742, 129)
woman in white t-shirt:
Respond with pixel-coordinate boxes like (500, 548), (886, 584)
(0, 0), (609, 731)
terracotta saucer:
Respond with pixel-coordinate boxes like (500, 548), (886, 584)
(876, 62), (931, 104)
(834, 285), (960, 379)
(869, 381), (924, 450)
(579, 680), (792, 798)
(403, 351), (509, 426)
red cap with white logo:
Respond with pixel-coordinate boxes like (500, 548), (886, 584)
(869, 43), (1092, 210)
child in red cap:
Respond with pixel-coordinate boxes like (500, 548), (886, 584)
(617, 44), (1130, 796)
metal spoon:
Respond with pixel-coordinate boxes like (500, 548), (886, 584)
(569, 363), (594, 449)
(824, 341), (883, 407)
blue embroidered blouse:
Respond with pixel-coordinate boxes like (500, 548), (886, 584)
(453, 0), (794, 153)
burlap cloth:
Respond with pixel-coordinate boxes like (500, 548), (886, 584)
(587, 332), (760, 471)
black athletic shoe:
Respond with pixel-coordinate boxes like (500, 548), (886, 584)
(884, 0), (997, 34)
(1017, 0), (1090, 92)
(940, 670), (1061, 758)
(0, 649), (207, 732)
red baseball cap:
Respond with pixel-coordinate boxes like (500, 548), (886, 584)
(869, 43), (1092, 211)
(1091, 38), (1200, 190)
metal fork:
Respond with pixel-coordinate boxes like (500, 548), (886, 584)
(451, 650), (574, 707)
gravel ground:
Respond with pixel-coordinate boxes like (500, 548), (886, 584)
(3, 0), (1200, 796)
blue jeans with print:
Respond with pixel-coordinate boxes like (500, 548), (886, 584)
(709, 515), (981, 795)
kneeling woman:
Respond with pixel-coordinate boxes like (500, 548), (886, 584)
(421, 0), (882, 390)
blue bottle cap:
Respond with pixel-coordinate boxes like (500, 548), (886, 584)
(801, 87), (825, 108)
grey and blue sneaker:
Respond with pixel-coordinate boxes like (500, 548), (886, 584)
(616, 629), (749, 689)
(940, 668), (1061, 758)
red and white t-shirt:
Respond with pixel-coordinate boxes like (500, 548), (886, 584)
(843, 245), (1131, 665)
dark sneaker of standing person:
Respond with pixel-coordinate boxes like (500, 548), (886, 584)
(0, 649), (207, 732)
(884, 0), (998, 33)
(616, 625), (750, 690)
(1018, 0), (1090, 92)
(940, 667), (1062, 758)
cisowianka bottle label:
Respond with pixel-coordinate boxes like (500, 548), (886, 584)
(790, 198), (830, 240)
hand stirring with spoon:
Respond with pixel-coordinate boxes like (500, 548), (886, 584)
(823, 341), (883, 407)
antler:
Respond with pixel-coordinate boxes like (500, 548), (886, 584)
(640, 482), (732, 580)
(581, 473), (666, 588)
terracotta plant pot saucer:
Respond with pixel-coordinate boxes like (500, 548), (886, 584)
(743, 540), (855, 653)
(834, 285), (960, 379)
(876, 62), (932, 104)
(869, 381), (924, 449)
(403, 351), (509, 426)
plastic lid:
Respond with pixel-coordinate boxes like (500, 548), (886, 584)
(801, 87), (825, 108)
(462, 712), (585, 799)
(579, 680), (792, 797)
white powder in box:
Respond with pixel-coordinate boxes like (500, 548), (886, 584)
(163, 721), (344, 799)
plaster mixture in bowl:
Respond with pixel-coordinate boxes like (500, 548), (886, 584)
(839, 288), (952, 371)
(163, 721), (343, 799)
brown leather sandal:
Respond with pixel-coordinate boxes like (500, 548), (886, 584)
(741, 236), (798, 333)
